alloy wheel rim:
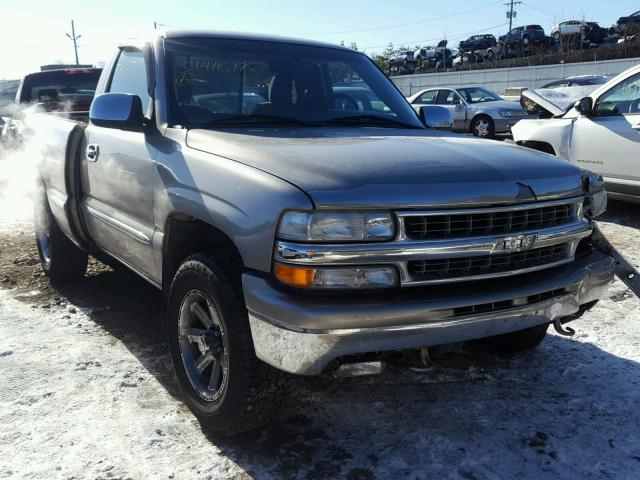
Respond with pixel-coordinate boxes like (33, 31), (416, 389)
(474, 119), (490, 136)
(178, 290), (228, 402)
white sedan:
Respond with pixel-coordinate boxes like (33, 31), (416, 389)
(512, 63), (640, 203)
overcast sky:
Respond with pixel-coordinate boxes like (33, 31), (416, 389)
(1, 0), (638, 79)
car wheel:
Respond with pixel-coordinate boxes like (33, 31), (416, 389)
(471, 116), (495, 138)
(34, 184), (88, 283)
(486, 49), (495, 61)
(167, 251), (286, 435)
(476, 323), (549, 353)
(554, 32), (561, 42)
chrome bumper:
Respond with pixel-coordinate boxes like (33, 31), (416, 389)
(245, 251), (614, 375)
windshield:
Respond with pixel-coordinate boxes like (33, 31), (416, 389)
(164, 37), (423, 128)
(457, 87), (502, 103)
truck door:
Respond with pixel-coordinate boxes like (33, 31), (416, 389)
(436, 89), (467, 130)
(568, 71), (640, 197)
(82, 47), (159, 280)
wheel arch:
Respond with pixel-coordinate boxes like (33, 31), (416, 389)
(160, 214), (246, 329)
(516, 140), (557, 156)
(469, 113), (494, 132)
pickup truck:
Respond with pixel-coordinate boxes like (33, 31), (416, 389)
(4, 68), (101, 145)
(513, 63), (640, 203)
(34, 30), (616, 435)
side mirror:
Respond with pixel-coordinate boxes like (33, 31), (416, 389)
(574, 97), (593, 116)
(420, 105), (454, 130)
(90, 93), (145, 131)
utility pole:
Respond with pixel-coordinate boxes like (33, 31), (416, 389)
(504, 0), (521, 31)
(66, 20), (81, 66)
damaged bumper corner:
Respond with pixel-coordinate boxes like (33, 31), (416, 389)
(244, 251), (615, 375)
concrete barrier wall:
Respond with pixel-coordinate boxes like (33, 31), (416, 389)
(392, 57), (640, 96)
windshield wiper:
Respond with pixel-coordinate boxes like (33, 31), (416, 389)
(325, 114), (422, 129)
(205, 114), (319, 127)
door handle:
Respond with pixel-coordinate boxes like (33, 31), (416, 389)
(86, 144), (99, 161)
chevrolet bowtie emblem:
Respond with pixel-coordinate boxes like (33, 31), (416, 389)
(494, 234), (538, 253)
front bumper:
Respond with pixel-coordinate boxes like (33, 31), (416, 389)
(244, 251), (614, 375)
(494, 117), (534, 133)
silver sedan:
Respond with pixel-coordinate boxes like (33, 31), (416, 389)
(407, 86), (533, 137)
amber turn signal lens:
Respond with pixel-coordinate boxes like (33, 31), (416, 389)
(273, 263), (316, 288)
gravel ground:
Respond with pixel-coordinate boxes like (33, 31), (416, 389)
(0, 201), (639, 480)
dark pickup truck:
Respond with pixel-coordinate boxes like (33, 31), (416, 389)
(32, 30), (626, 435)
(4, 68), (101, 145)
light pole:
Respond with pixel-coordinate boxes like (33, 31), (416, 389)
(66, 20), (81, 66)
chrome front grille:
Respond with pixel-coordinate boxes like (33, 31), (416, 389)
(408, 243), (570, 282)
(275, 196), (591, 287)
(403, 203), (575, 240)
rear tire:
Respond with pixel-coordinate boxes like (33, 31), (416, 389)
(167, 251), (286, 435)
(479, 323), (549, 354)
(34, 185), (88, 283)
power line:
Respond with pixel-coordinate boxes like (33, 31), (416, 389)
(296, 1), (503, 35)
(65, 20), (81, 66)
(361, 22), (509, 51)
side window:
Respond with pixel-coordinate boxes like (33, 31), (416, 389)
(109, 49), (151, 115)
(594, 73), (640, 116)
(415, 90), (437, 104)
(437, 90), (462, 105)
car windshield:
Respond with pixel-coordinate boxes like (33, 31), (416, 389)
(457, 87), (502, 103)
(164, 37), (423, 129)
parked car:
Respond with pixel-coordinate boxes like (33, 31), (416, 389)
(611, 10), (640, 35)
(407, 86), (533, 137)
(513, 63), (640, 203)
(4, 68), (101, 145)
(500, 25), (553, 57)
(414, 40), (452, 68)
(33, 30), (616, 435)
(0, 79), (20, 116)
(459, 34), (497, 53)
(389, 50), (418, 68)
(540, 75), (610, 89)
(551, 21), (607, 45)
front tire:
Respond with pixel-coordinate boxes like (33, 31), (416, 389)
(167, 251), (286, 435)
(479, 323), (549, 353)
(471, 115), (495, 138)
(34, 185), (88, 282)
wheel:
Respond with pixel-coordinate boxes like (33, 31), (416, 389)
(471, 116), (495, 138)
(33, 185), (88, 282)
(167, 251), (286, 435)
(554, 32), (561, 42)
(486, 49), (495, 61)
(478, 323), (549, 353)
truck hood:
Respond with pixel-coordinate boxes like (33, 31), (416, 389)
(186, 127), (584, 208)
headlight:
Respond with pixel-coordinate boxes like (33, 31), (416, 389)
(278, 211), (395, 242)
(273, 263), (398, 289)
(584, 172), (607, 217)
